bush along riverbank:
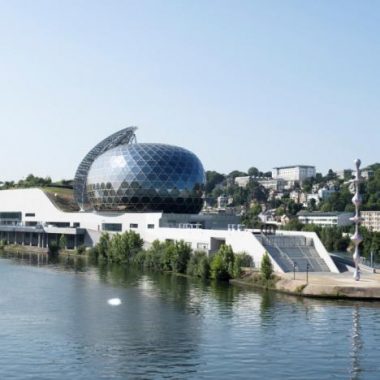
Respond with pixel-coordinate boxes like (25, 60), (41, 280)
(87, 231), (253, 282)
(230, 251), (280, 290)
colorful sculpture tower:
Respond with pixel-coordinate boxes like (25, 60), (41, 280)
(350, 159), (363, 281)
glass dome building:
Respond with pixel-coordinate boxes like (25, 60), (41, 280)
(86, 143), (206, 213)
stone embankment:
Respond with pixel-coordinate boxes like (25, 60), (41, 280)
(232, 271), (380, 300)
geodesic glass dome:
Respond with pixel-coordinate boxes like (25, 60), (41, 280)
(86, 143), (205, 213)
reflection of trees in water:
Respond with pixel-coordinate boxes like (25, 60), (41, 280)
(260, 290), (274, 324)
(58, 255), (89, 272)
(350, 305), (363, 380)
(96, 262), (143, 287)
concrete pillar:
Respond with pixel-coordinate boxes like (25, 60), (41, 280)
(74, 235), (77, 249)
(38, 234), (41, 248)
(30, 232), (32, 246)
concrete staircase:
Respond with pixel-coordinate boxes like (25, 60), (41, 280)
(257, 234), (330, 273)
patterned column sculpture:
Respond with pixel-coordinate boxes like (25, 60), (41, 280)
(350, 159), (363, 281)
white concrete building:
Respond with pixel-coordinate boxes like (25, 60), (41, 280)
(234, 176), (250, 187)
(0, 127), (340, 274)
(257, 178), (286, 191)
(235, 176), (285, 191)
(0, 188), (339, 273)
(297, 211), (353, 227)
(318, 188), (336, 200)
(272, 165), (316, 182)
(361, 211), (380, 232)
(336, 169), (353, 180)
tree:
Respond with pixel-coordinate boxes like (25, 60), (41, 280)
(248, 167), (259, 177)
(98, 232), (110, 259)
(205, 171), (225, 194)
(232, 253), (253, 278)
(242, 204), (262, 228)
(260, 252), (273, 281)
(227, 170), (247, 179)
(283, 219), (304, 231)
(302, 178), (314, 193)
(210, 244), (235, 281)
(59, 234), (67, 250)
(308, 198), (317, 211)
(286, 200), (303, 216)
(107, 230), (144, 263)
(326, 169), (337, 181)
(187, 251), (210, 279)
(172, 240), (192, 273)
(247, 180), (268, 203)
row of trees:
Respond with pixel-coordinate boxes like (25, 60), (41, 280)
(89, 231), (253, 281)
(1, 174), (73, 190)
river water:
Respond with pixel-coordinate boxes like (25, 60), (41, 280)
(0, 254), (379, 379)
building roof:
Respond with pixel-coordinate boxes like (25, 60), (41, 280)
(73, 126), (137, 210)
(297, 211), (352, 217)
(273, 165), (315, 170)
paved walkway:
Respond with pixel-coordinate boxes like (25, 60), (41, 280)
(277, 271), (380, 299)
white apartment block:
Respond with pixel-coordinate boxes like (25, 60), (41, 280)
(257, 178), (286, 191)
(298, 211), (353, 227)
(361, 211), (380, 232)
(318, 188), (336, 200)
(272, 165), (316, 182)
(234, 176), (285, 191)
(234, 176), (250, 187)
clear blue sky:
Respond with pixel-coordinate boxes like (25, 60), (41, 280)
(1, 0), (379, 181)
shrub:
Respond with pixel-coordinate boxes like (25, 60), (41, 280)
(104, 230), (144, 263)
(260, 252), (273, 281)
(172, 240), (192, 274)
(76, 245), (86, 255)
(187, 251), (210, 279)
(210, 244), (235, 281)
(232, 252), (253, 278)
(48, 241), (60, 256)
(98, 232), (110, 259)
(59, 234), (67, 250)
(132, 240), (168, 270)
(87, 246), (99, 261)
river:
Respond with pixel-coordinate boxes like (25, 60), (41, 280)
(0, 253), (379, 379)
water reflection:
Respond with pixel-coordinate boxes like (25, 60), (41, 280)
(350, 305), (363, 380)
(260, 290), (274, 325)
(1, 251), (380, 379)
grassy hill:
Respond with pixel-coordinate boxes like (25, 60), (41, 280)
(43, 187), (80, 212)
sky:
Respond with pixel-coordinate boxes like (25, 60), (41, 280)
(0, 0), (379, 181)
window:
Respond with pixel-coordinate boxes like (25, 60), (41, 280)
(102, 223), (122, 232)
(197, 242), (209, 251)
(147, 224), (155, 229)
(25, 213), (35, 217)
(46, 222), (70, 227)
(73, 222), (80, 228)
(0, 212), (21, 220)
(130, 223), (138, 229)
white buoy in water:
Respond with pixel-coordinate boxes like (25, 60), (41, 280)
(108, 298), (122, 306)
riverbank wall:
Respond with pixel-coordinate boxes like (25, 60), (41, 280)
(231, 271), (380, 300)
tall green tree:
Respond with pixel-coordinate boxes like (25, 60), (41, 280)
(210, 244), (235, 281)
(260, 252), (273, 281)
